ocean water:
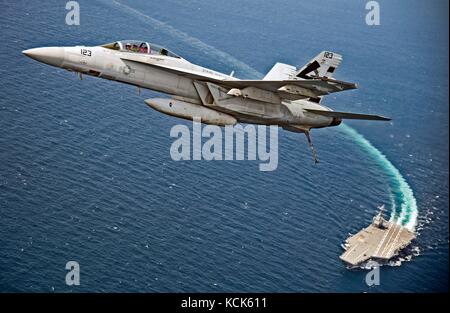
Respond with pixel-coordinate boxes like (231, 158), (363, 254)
(0, 0), (448, 292)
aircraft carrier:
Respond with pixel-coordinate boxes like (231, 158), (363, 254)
(340, 205), (416, 267)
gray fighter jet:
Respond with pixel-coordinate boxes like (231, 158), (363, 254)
(23, 40), (390, 163)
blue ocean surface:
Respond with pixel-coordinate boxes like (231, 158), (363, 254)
(0, 0), (448, 292)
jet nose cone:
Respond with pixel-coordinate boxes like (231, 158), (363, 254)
(22, 47), (65, 67)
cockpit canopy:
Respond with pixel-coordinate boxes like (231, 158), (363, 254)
(101, 40), (181, 58)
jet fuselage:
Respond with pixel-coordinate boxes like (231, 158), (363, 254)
(23, 44), (336, 129)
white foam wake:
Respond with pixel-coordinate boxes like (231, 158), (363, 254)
(339, 124), (418, 230)
(103, 0), (418, 231)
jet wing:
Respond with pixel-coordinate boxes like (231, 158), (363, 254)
(219, 78), (357, 98)
(121, 57), (356, 100)
(120, 57), (228, 82)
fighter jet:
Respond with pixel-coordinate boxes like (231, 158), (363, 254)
(23, 40), (390, 163)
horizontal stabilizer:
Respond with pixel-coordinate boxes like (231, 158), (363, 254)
(305, 109), (391, 121)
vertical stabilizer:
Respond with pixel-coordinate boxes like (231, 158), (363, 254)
(296, 51), (343, 79)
